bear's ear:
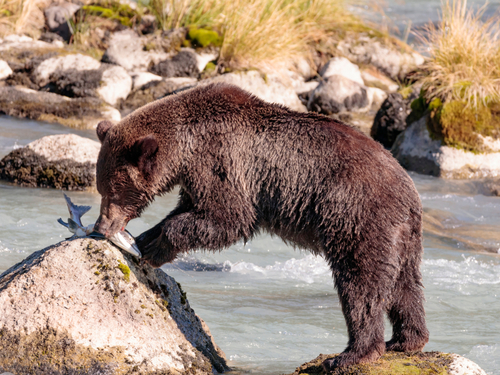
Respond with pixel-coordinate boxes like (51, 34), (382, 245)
(129, 135), (159, 179)
(96, 120), (114, 143)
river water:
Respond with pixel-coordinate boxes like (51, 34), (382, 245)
(1, 114), (500, 374)
(369, 0), (500, 46)
(2, 1), (500, 373)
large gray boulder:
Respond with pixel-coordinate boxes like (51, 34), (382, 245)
(337, 35), (424, 81)
(131, 72), (163, 91)
(34, 54), (132, 106)
(0, 34), (55, 52)
(201, 70), (306, 112)
(392, 116), (500, 179)
(102, 29), (170, 72)
(0, 86), (120, 128)
(307, 75), (369, 114)
(149, 49), (200, 78)
(0, 238), (228, 374)
(44, 1), (81, 41)
(319, 56), (364, 85)
(0, 134), (100, 190)
(121, 76), (197, 116)
(34, 54), (101, 86)
(361, 66), (399, 93)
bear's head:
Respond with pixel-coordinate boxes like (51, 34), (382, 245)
(94, 120), (160, 238)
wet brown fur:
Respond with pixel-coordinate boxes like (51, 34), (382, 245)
(94, 83), (429, 370)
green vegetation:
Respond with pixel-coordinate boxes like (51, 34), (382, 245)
(0, 0), (386, 71)
(413, 0), (500, 151)
(187, 27), (221, 48)
(0, 0), (46, 38)
(82, 1), (143, 27)
(429, 100), (500, 152)
(117, 260), (131, 282)
(176, 281), (187, 304)
(289, 351), (453, 375)
(131, 0), (376, 69)
(418, 0), (500, 108)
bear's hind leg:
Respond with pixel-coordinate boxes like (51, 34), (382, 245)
(385, 261), (429, 352)
(322, 266), (388, 371)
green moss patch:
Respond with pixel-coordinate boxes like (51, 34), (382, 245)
(428, 100), (500, 152)
(407, 91), (500, 152)
(187, 27), (222, 48)
(0, 327), (127, 374)
(82, 0), (142, 27)
(405, 95), (427, 126)
(117, 260), (131, 283)
(289, 352), (453, 375)
(398, 86), (413, 100)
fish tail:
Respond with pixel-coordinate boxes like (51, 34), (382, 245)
(63, 193), (91, 218)
(57, 218), (69, 228)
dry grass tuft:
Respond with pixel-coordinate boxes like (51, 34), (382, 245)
(0, 0), (378, 71)
(0, 0), (51, 38)
(145, 0), (368, 70)
(417, 0), (500, 108)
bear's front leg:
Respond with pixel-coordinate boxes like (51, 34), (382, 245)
(137, 204), (255, 268)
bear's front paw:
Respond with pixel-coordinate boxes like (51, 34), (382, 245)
(137, 235), (177, 268)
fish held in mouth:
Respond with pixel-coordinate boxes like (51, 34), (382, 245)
(58, 193), (142, 258)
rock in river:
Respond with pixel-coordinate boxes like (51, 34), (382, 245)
(287, 351), (486, 375)
(392, 115), (500, 179)
(0, 238), (228, 374)
(0, 134), (100, 190)
(307, 75), (369, 115)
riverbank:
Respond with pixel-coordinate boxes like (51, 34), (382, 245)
(1, 0), (500, 373)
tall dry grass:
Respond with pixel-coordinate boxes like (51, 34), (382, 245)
(0, 0), (51, 38)
(417, 0), (500, 108)
(146, 0), (365, 69)
(1, 0), (373, 70)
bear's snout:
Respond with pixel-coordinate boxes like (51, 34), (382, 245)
(95, 214), (128, 238)
(94, 200), (129, 238)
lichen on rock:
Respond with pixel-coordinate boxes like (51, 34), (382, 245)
(428, 100), (500, 153)
(0, 238), (228, 374)
(0, 148), (96, 190)
(287, 351), (485, 375)
(0, 134), (99, 190)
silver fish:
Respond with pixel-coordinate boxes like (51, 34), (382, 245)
(58, 194), (142, 258)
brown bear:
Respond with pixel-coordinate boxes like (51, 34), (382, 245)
(94, 83), (429, 370)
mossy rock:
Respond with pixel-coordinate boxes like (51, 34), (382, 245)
(289, 352), (453, 375)
(0, 148), (95, 190)
(82, 0), (143, 27)
(428, 100), (500, 153)
(187, 27), (222, 48)
(0, 327), (127, 374)
(406, 92), (500, 153)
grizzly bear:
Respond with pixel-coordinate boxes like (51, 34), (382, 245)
(94, 83), (429, 370)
